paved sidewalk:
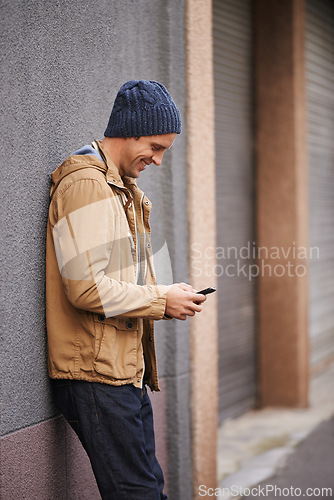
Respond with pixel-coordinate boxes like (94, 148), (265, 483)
(217, 362), (334, 499)
(239, 415), (334, 499)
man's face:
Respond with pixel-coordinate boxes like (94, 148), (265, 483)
(118, 133), (177, 178)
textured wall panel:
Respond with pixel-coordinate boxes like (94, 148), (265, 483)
(0, 417), (100, 500)
(1, 0), (190, 497)
(1, 0), (187, 428)
(186, 0), (218, 495)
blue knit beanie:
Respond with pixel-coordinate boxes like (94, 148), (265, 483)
(104, 80), (181, 137)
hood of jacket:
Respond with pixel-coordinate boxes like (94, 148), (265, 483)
(50, 140), (137, 199)
(50, 155), (107, 199)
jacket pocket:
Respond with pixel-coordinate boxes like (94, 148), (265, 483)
(93, 316), (139, 380)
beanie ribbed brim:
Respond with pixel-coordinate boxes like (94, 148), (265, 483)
(105, 106), (181, 137)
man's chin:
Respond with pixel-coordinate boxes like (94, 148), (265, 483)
(137, 167), (146, 176)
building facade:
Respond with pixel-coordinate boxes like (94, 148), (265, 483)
(1, 1), (333, 499)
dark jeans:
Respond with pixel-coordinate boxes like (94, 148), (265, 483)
(51, 379), (167, 500)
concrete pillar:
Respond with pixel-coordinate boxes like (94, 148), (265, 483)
(185, 0), (218, 496)
(254, 0), (309, 407)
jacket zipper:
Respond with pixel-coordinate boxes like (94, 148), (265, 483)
(140, 192), (148, 284)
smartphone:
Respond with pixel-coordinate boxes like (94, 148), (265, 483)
(197, 287), (216, 295)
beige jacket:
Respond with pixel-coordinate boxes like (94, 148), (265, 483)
(46, 141), (169, 391)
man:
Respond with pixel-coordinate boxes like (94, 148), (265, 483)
(46, 80), (206, 499)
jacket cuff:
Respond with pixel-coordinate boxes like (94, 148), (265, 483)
(148, 285), (169, 320)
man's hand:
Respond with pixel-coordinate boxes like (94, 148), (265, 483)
(165, 283), (206, 320)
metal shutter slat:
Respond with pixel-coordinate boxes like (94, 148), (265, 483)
(306, 0), (334, 371)
(213, 0), (256, 423)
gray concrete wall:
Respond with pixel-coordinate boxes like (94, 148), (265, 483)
(0, 1), (191, 498)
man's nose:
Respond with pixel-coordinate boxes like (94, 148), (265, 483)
(152, 153), (163, 166)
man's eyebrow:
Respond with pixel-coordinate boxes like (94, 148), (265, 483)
(154, 142), (174, 150)
(152, 142), (167, 150)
